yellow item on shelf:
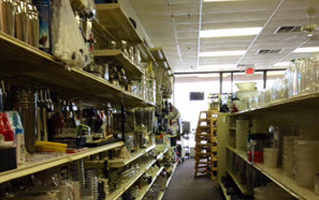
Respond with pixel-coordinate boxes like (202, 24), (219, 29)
(35, 141), (68, 153)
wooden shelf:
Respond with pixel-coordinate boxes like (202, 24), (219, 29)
(231, 92), (319, 116)
(0, 141), (124, 184)
(108, 144), (156, 168)
(219, 181), (231, 200)
(227, 146), (317, 200)
(0, 32), (155, 108)
(93, 49), (143, 79)
(96, 3), (142, 44)
(136, 166), (164, 200)
(106, 159), (157, 200)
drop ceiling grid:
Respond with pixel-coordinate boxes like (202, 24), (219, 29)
(130, 0), (319, 72)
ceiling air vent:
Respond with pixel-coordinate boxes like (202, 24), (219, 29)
(257, 49), (282, 54)
(275, 26), (301, 33)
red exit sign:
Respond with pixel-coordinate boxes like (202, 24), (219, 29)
(245, 67), (255, 75)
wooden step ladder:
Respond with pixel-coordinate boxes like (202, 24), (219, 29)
(194, 109), (219, 180)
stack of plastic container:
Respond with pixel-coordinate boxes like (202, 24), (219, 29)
(236, 120), (249, 151)
(295, 140), (319, 188)
(282, 136), (301, 177)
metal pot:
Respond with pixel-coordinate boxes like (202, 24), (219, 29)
(0, 0), (15, 36)
(15, 0), (28, 42)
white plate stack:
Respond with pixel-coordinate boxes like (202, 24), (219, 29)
(294, 140), (319, 188)
(282, 136), (301, 177)
(236, 120), (249, 151)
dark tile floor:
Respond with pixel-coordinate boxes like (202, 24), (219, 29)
(163, 159), (224, 200)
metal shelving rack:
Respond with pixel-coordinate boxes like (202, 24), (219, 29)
(217, 93), (319, 200)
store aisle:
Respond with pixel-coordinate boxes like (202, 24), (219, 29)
(163, 159), (223, 200)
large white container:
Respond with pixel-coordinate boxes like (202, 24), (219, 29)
(263, 148), (278, 168)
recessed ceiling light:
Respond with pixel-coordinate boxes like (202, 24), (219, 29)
(199, 51), (246, 57)
(274, 62), (291, 67)
(200, 27), (262, 38)
(203, 0), (249, 2)
(293, 47), (319, 53)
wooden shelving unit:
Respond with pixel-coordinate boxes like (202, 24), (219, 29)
(108, 144), (156, 168)
(227, 146), (317, 200)
(93, 49), (143, 79)
(0, 141), (124, 184)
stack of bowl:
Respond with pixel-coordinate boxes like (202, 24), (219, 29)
(236, 120), (249, 151)
(234, 82), (259, 111)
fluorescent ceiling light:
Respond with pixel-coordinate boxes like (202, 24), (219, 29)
(274, 62), (291, 67)
(293, 47), (319, 53)
(199, 64), (237, 68)
(200, 27), (262, 38)
(204, 0), (249, 2)
(197, 74), (220, 78)
(174, 73), (220, 78)
(267, 71), (286, 76)
(199, 51), (246, 57)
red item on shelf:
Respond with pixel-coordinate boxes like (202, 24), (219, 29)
(0, 112), (15, 141)
(248, 151), (263, 163)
